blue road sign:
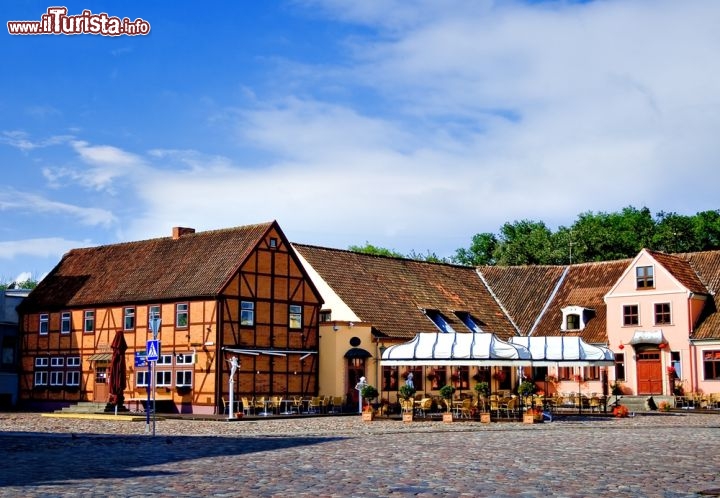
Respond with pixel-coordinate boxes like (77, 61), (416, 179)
(146, 340), (160, 361)
(135, 351), (148, 368)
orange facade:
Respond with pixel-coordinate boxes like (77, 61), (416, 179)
(19, 224), (322, 414)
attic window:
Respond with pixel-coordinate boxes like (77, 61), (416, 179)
(423, 309), (456, 334)
(319, 310), (332, 322)
(636, 266), (654, 289)
(560, 305), (593, 331)
(454, 311), (484, 333)
(269, 238), (278, 249)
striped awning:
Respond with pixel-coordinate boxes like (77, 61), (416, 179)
(88, 353), (112, 361)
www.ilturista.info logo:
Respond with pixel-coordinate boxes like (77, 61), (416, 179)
(7, 7), (150, 36)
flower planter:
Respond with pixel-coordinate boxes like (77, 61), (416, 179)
(442, 412), (454, 423)
(362, 411), (374, 422)
(480, 412), (491, 423)
(402, 412), (414, 423)
(523, 413), (542, 424)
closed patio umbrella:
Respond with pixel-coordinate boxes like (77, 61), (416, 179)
(106, 330), (128, 413)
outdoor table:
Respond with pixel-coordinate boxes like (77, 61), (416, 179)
(257, 399), (272, 416)
(280, 399), (294, 415)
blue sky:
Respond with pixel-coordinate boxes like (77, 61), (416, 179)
(2, 0), (719, 283)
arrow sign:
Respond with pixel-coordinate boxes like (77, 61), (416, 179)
(146, 340), (160, 361)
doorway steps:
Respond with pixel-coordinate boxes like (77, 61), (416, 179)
(608, 395), (675, 413)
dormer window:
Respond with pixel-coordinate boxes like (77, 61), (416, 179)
(636, 266), (654, 289)
(423, 309), (456, 334)
(560, 305), (593, 331)
(454, 311), (485, 333)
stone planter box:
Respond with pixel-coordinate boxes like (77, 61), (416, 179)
(480, 412), (491, 423)
(442, 412), (454, 423)
(362, 412), (374, 422)
(402, 412), (414, 423)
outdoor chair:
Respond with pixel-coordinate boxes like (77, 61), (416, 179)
(331, 395), (344, 413)
(418, 397), (433, 417)
(291, 396), (303, 414)
(460, 398), (473, 419)
(489, 395), (501, 417)
(308, 396), (322, 414)
(241, 396), (254, 416)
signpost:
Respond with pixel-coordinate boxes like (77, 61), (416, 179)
(147, 318), (161, 436)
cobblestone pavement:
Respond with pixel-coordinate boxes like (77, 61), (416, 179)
(0, 412), (718, 497)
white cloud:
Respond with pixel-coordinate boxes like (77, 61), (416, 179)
(0, 189), (116, 227)
(0, 237), (92, 260)
(42, 140), (146, 193)
(0, 130), (72, 151)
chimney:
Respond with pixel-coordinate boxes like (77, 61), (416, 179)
(172, 227), (196, 240)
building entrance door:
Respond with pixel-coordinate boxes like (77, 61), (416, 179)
(637, 351), (662, 394)
(93, 364), (108, 402)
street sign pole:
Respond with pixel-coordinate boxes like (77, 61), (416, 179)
(147, 318), (162, 436)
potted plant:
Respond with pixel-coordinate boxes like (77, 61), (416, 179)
(474, 381), (491, 423)
(612, 404), (629, 418)
(398, 384), (416, 421)
(360, 384), (379, 421)
(439, 384), (455, 422)
(523, 406), (544, 424)
(518, 380), (535, 398)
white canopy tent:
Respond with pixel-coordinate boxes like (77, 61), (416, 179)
(381, 332), (533, 366)
(509, 336), (614, 366)
(381, 332), (613, 367)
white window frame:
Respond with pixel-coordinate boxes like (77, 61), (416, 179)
(66, 371), (80, 386)
(175, 370), (193, 387)
(34, 371), (48, 386)
(50, 357), (64, 368)
(84, 310), (95, 333)
(289, 304), (302, 330)
(176, 353), (194, 365)
(35, 357), (49, 368)
(39, 313), (49, 335)
(67, 356), (81, 368)
(61, 312), (71, 334)
(49, 371), (64, 386)
(156, 370), (172, 387)
(124, 307), (136, 331)
(157, 354), (173, 365)
(136, 371), (149, 387)
(176, 303), (188, 328)
(241, 301), (255, 326)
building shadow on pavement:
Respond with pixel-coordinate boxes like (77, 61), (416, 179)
(0, 433), (346, 487)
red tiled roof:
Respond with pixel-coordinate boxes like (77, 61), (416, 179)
(677, 250), (720, 340)
(22, 222), (275, 310)
(646, 249), (708, 294)
(477, 265), (566, 335)
(532, 260), (629, 343)
(293, 244), (518, 340)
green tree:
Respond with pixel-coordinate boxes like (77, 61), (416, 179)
(406, 249), (449, 263)
(653, 211), (696, 253)
(348, 242), (405, 258)
(692, 210), (720, 250)
(0, 278), (38, 290)
(452, 232), (498, 266)
(493, 220), (554, 265)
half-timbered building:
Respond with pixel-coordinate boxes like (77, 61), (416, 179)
(18, 221), (323, 414)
